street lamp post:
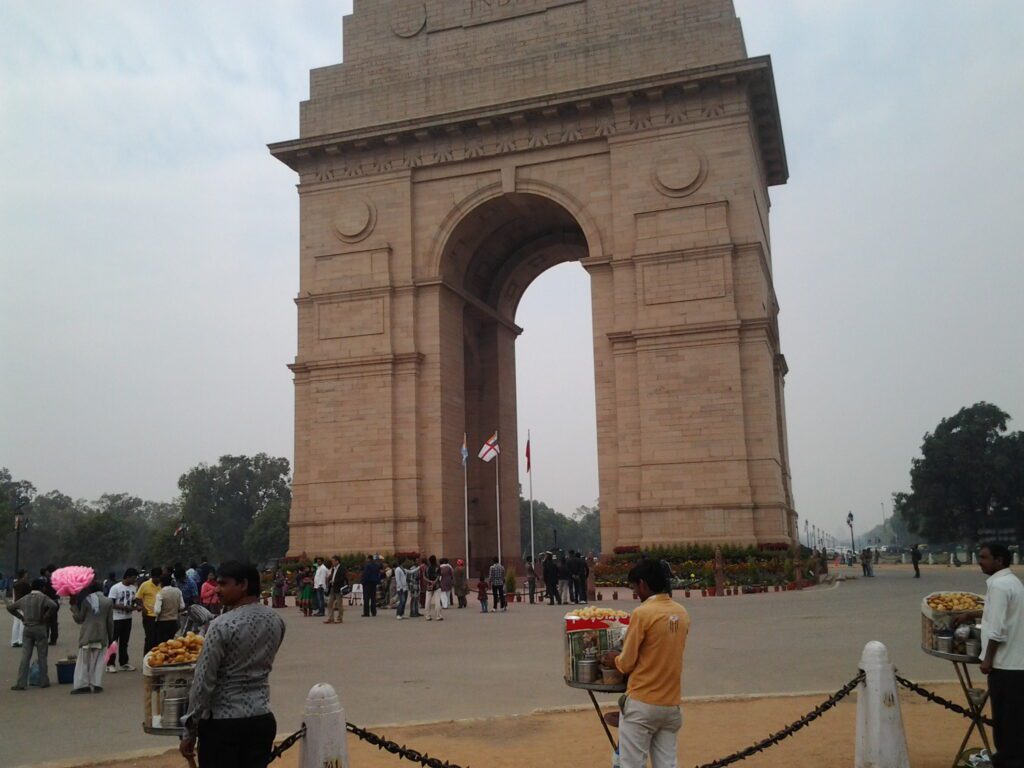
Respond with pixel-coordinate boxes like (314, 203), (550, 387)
(13, 510), (27, 577)
(847, 511), (856, 554)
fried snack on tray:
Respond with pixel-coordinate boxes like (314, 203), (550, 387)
(147, 632), (205, 667)
(925, 592), (984, 612)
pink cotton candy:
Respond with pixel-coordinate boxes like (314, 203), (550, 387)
(51, 565), (95, 596)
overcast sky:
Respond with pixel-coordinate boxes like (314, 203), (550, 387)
(2, 2), (1021, 543)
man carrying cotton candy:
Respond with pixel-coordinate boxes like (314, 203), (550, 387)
(52, 566), (115, 694)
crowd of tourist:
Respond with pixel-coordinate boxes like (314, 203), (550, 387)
(7, 558), (222, 694)
(270, 549), (598, 622)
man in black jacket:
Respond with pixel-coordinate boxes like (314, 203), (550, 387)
(360, 556), (381, 617)
(567, 551), (585, 604)
(542, 553), (560, 605)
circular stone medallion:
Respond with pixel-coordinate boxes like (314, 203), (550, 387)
(333, 198), (375, 243)
(390, 0), (427, 38)
(653, 149), (706, 197)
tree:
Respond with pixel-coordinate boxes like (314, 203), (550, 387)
(0, 468), (36, 547)
(60, 505), (137, 576)
(243, 500), (290, 565)
(146, 517), (215, 570)
(178, 454), (291, 561)
(519, 493), (601, 555)
(895, 402), (1024, 548)
(0, 489), (79, 574)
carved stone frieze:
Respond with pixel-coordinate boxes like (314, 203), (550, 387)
(292, 81), (749, 186)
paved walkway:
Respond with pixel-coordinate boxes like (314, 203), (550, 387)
(85, 683), (984, 768)
(1, 564), (989, 767)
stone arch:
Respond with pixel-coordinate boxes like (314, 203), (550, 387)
(273, 1), (799, 562)
(427, 177), (605, 285)
(435, 190), (599, 573)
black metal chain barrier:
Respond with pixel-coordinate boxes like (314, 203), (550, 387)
(693, 670), (865, 768)
(346, 722), (467, 768)
(271, 669), (914, 768)
(894, 674), (993, 728)
(267, 723), (307, 764)
(264, 719), (470, 767)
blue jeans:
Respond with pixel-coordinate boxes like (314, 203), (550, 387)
(479, 598), (488, 613)
(396, 590), (408, 617)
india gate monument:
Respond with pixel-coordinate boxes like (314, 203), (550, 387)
(270, 0), (796, 568)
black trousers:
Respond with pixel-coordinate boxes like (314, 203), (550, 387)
(546, 580), (560, 604)
(48, 606), (59, 644)
(913, 562), (920, 577)
(990, 668), (1024, 768)
(142, 616), (157, 653)
(155, 620), (178, 645)
(113, 618), (133, 666)
(198, 712), (276, 768)
(492, 585), (506, 610)
(362, 583), (377, 616)
(572, 575), (586, 602)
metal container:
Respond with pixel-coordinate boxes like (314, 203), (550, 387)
(576, 659), (600, 684)
(935, 635), (954, 654)
(601, 666), (624, 685)
(965, 639), (981, 658)
(970, 625), (982, 640)
(162, 695), (187, 727)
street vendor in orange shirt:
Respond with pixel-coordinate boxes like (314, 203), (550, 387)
(602, 559), (690, 768)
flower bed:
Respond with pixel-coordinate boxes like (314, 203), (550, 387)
(593, 543), (806, 589)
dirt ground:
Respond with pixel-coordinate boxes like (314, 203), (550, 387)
(72, 683), (985, 768)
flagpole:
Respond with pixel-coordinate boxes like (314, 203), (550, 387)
(463, 443), (470, 576)
(495, 432), (502, 566)
(528, 430), (535, 566)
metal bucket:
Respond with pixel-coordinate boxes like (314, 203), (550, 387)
(576, 659), (599, 684)
(936, 635), (954, 654)
(161, 696), (187, 727)
(965, 639), (981, 658)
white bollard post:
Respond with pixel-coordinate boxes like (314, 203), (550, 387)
(928, 553), (934, 565)
(856, 642), (910, 768)
(300, 683), (350, 768)
(901, 553), (907, 565)
(1015, 552), (1020, 565)
(950, 552), (954, 566)
(972, 552), (977, 565)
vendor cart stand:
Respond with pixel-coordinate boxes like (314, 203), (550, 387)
(564, 678), (627, 750)
(921, 645), (991, 767)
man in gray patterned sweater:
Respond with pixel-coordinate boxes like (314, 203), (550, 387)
(180, 561), (286, 767)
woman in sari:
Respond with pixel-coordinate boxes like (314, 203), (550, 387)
(299, 567), (315, 617)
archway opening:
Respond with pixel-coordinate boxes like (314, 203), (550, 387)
(441, 192), (594, 573)
(514, 261), (598, 561)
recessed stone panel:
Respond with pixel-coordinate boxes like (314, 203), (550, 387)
(635, 201), (730, 254)
(643, 255), (726, 305)
(314, 248), (391, 293)
(317, 298), (384, 339)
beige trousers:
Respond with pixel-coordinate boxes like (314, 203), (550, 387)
(326, 591), (345, 622)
